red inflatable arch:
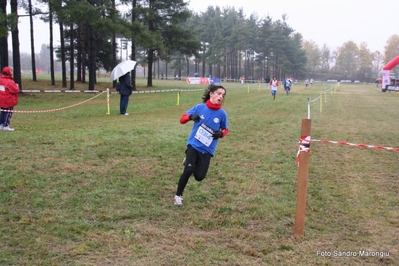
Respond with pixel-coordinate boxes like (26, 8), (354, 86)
(382, 55), (399, 90)
(383, 55), (399, 70)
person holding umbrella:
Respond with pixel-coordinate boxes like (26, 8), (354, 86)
(118, 72), (133, 115)
(110, 60), (136, 116)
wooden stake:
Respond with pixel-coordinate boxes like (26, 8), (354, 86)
(294, 119), (312, 237)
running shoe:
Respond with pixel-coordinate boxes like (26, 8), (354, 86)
(174, 195), (183, 206)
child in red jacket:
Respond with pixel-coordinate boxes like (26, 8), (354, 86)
(0, 67), (20, 131)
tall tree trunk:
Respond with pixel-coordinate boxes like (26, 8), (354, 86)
(28, 0), (36, 81)
(76, 26), (82, 82)
(223, 48), (227, 80)
(130, 0), (137, 90)
(202, 50), (205, 78)
(69, 22), (74, 90)
(0, 0), (8, 68)
(186, 56), (189, 77)
(59, 22), (66, 87)
(157, 58), (160, 79)
(80, 24), (86, 84)
(177, 57), (181, 78)
(208, 57), (212, 77)
(10, 0), (21, 89)
(49, 2), (55, 85)
(153, 60), (156, 78)
(165, 62), (168, 79)
(146, 0), (154, 87)
(111, 0), (116, 88)
(238, 50), (242, 80)
(147, 49), (154, 87)
(88, 26), (95, 90)
(112, 31), (116, 87)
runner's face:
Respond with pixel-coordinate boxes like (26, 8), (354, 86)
(210, 88), (226, 104)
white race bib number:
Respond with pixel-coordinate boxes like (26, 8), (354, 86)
(195, 123), (214, 147)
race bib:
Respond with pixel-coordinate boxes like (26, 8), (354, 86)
(195, 123), (214, 147)
(0, 85), (5, 91)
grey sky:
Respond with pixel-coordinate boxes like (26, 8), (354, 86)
(13, 0), (399, 54)
(188, 0), (399, 53)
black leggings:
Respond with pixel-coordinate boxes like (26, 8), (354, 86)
(176, 145), (212, 196)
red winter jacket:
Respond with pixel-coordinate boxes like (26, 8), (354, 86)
(0, 74), (20, 108)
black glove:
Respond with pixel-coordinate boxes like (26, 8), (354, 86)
(212, 130), (223, 139)
(189, 114), (200, 122)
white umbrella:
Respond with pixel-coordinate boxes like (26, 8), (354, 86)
(110, 60), (137, 81)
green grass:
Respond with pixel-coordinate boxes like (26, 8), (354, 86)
(0, 80), (398, 265)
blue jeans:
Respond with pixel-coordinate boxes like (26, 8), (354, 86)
(120, 95), (130, 114)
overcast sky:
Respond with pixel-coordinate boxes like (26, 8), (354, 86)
(13, 0), (399, 54)
(188, 0), (399, 53)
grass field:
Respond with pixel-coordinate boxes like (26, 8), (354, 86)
(0, 79), (398, 265)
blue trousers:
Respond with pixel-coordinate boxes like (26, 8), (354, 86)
(0, 107), (14, 126)
(120, 95), (130, 114)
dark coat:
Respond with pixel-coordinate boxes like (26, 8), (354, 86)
(118, 73), (133, 96)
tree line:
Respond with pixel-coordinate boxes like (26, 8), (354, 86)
(303, 35), (399, 83)
(1, 0), (398, 90)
